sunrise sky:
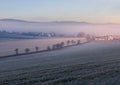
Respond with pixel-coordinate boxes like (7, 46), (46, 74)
(0, 0), (120, 23)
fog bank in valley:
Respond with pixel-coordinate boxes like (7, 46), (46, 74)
(0, 19), (120, 35)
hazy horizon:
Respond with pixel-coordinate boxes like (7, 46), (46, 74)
(0, 18), (120, 35)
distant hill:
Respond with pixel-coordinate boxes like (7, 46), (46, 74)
(0, 19), (92, 24)
(0, 19), (28, 23)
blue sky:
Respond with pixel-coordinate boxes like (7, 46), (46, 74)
(0, 0), (120, 23)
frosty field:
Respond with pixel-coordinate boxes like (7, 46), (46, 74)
(0, 42), (120, 85)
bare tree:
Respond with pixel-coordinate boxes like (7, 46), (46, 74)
(77, 32), (86, 37)
(73, 41), (76, 44)
(71, 40), (74, 45)
(67, 40), (70, 45)
(14, 48), (19, 55)
(35, 46), (39, 52)
(77, 40), (80, 45)
(47, 46), (51, 51)
(25, 48), (30, 54)
(55, 44), (59, 49)
(52, 44), (56, 50)
(61, 42), (64, 48)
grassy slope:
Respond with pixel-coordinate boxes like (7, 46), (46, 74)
(0, 42), (120, 85)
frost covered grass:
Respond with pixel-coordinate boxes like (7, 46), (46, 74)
(0, 42), (120, 85)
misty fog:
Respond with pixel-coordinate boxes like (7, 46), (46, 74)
(0, 20), (120, 35)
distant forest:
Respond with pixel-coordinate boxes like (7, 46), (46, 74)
(0, 30), (57, 39)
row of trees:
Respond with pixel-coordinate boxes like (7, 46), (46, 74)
(14, 40), (81, 55)
(51, 42), (65, 50)
(14, 46), (39, 55)
(67, 40), (80, 45)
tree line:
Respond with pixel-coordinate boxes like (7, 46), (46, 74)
(14, 40), (81, 55)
